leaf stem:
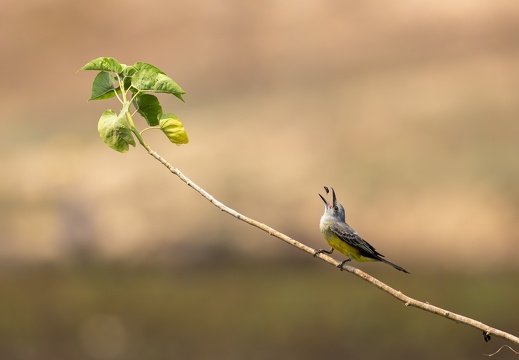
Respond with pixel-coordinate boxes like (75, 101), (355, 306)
(116, 74), (126, 101)
(113, 89), (123, 104)
(131, 126), (147, 148)
(140, 127), (156, 135)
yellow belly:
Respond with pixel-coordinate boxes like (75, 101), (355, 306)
(321, 229), (377, 262)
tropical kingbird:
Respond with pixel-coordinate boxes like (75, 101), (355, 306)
(315, 186), (409, 273)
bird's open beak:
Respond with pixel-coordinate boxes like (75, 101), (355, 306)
(319, 186), (335, 209)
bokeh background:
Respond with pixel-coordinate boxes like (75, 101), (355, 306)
(1, 1), (519, 359)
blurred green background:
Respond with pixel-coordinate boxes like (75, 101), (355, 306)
(1, 1), (519, 359)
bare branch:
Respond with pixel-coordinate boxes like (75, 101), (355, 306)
(146, 146), (519, 347)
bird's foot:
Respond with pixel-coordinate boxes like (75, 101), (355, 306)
(314, 248), (334, 257)
(337, 258), (352, 271)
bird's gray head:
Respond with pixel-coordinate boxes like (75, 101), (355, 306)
(319, 186), (346, 222)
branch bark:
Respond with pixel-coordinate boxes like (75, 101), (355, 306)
(146, 146), (519, 347)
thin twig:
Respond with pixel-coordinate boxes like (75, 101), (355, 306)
(485, 345), (519, 356)
(145, 146), (519, 347)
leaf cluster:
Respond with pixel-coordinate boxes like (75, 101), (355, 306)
(81, 57), (188, 152)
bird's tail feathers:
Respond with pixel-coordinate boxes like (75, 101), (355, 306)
(380, 258), (410, 274)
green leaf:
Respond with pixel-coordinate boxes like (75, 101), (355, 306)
(159, 114), (189, 145)
(121, 64), (137, 77)
(115, 65), (137, 94)
(81, 57), (123, 73)
(135, 94), (162, 126)
(131, 68), (159, 91)
(131, 65), (186, 102)
(89, 71), (117, 100)
(133, 62), (166, 75)
(97, 103), (136, 152)
(122, 77), (133, 94)
(154, 74), (186, 102)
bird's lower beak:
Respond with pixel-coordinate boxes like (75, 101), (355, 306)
(319, 193), (329, 208)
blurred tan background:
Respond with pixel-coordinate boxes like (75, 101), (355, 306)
(1, 1), (519, 359)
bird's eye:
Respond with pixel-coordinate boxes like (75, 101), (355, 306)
(333, 206), (339, 211)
